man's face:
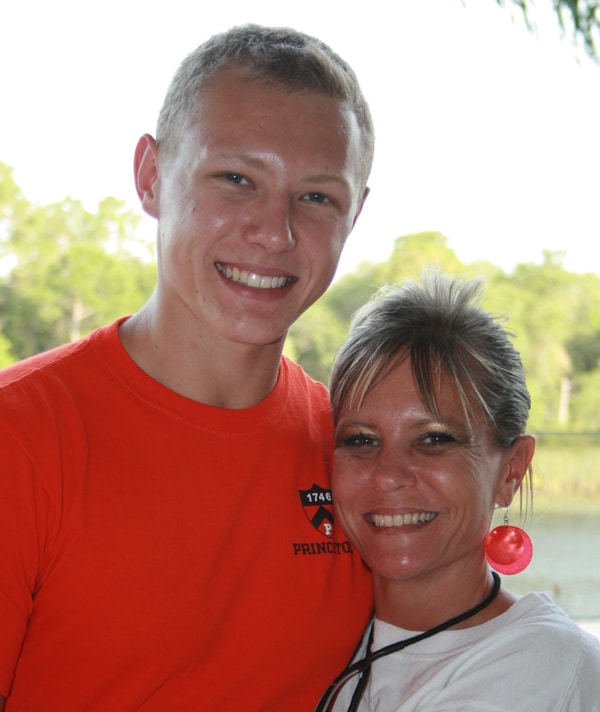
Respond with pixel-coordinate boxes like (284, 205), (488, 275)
(138, 67), (368, 350)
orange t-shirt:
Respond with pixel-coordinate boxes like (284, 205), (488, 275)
(0, 320), (372, 711)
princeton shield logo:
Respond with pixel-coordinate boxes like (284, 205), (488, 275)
(299, 484), (334, 538)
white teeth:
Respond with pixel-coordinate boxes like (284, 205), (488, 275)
(371, 512), (437, 528)
(216, 262), (293, 289)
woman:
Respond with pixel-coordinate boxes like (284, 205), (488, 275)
(316, 272), (600, 711)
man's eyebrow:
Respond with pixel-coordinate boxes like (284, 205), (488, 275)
(210, 150), (268, 170)
(304, 173), (352, 188)
(211, 151), (352, 186)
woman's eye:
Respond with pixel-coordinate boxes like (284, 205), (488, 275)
(423, 431), (456, 446)
(340, 432), (380, 448)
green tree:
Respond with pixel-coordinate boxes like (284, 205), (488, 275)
(289, 232), (600, 438)
(0, 163), (156, 362)
(485, 252), (578, 430)
(495, 0), (599, 61)
(0, 331), (14, 368)
(380, 232), (465, 279)
(285, 300), (350, 385)
(288, 232), (472, 383)
(570, 369), (600, 429)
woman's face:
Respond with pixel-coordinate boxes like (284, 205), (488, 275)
(332, 357), (525, 587)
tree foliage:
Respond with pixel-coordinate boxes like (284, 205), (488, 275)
(1, 162), (599, 434)
(0, 163), (156, 361)
(496, 0), (600, 62)
(287, 233), (600, 433)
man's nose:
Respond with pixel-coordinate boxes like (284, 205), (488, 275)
(244, 194), (296, 252)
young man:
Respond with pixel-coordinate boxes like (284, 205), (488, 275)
(0, 25), (374, 711)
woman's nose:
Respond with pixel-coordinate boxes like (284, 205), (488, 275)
(372, 452), (417, 492)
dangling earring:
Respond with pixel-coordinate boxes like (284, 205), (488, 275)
(485, 509), (533, 575)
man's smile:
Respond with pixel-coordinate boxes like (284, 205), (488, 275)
(216, 262), (296, 289)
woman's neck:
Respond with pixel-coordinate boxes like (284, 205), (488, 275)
(373, 567), (517, 631)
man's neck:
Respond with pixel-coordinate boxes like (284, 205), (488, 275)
(118, 305), (284, 410)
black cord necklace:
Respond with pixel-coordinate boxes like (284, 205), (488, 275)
(314, 571), (501, 712)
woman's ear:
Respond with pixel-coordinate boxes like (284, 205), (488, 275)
(495, 434), (536, 507)
(134, 134), (160, 218)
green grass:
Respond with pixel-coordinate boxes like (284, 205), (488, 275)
(531, 439), (600, 514)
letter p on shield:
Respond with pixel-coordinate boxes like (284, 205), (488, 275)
(298, 484), (334, 538)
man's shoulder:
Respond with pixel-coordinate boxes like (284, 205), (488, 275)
(0, 321), (123, 428)
(0, 321), (119, 392)
(0, 339), (85, 387)
(0, 320), (126, 460)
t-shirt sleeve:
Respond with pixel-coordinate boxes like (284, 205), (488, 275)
(558, 628), (600, 711)
(413, 620), (600, 712)
(0, 421), (45, 696)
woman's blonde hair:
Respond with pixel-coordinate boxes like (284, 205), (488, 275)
(330, 269), (533, 515)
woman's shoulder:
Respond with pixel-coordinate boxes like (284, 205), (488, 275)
(499, 591), (600, 661)
(507, 592), (589, 630)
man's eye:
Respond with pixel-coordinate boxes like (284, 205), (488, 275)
(303, 192), (330, 204)
(224, 173), (249, 185)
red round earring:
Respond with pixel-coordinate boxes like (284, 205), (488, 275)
(485, 510), (533, 575)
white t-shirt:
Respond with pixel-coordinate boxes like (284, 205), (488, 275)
(329, 593), (600, 711)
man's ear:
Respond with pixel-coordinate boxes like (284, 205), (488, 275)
(134, 134), (160, 218)
(495, 434), (536, 507)
(351, 186), (370, 229)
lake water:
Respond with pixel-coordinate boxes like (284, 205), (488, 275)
(500, 512), (600, 623)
